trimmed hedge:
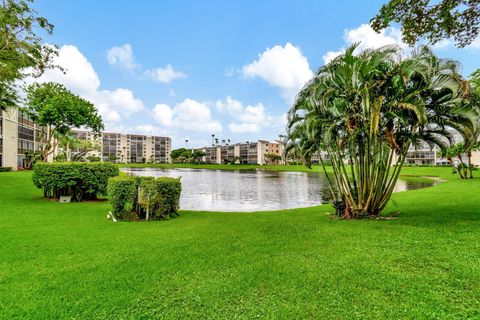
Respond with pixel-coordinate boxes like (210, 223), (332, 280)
(0, 167), (13, 172)
(33, 162), (119, 201)
(108, 176), (181, 221)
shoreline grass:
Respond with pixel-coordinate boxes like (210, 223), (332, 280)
(0, 167), (479, 318)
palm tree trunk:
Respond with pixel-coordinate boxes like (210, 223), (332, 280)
(467, 151), (473, 178)
(448, 157), (464, 179)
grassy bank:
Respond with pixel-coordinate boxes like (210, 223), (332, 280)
(121, 162), (317, 172)
(121, 162), (453, 175)
(0, 168), (479, 318)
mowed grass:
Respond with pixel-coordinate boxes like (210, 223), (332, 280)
(0, 168), (479, 319)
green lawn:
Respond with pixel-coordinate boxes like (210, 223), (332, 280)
(0, 168), (479, 319)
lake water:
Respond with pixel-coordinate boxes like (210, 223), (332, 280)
(122, 168), (440, 212)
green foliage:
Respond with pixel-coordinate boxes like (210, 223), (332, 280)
(171, 148), (192, 163)
(24, 82), (104, 161)
(0, 167), (13, 172)
(86, 156), (101, 162)
(108, 154), (118, 163)
(286, 45), (479, 218)
(23, 150), (41, 169)
(371, 0), (480, 47)
(264, 152), (282, 164)
(191, 150), (206, 163)
(58, 133), (101, 162)
(151, 177), (182, 218)
(0, 0), (59, 111)
(107, 176), (137, 220)
(32, 162), (119, 201)
(470, 69), (480, 93)
(107, 175), (182, 221)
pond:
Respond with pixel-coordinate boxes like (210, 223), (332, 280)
(122, 168), (441, 212)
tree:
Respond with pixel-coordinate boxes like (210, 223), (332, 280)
(371, 0), (480, 48)
(171, 148), (187, 162)
(23, 150), (40, 169)
(231, 156), (242, 164)
(24, 82), (103, 161)
(286, 45), (478, 219)
(70, 139), (101, 162)
(0, 0), (59, 110)
(264, 152), (282, 165)
(191, 150), (205, 164)
(443, 143), (469, 178)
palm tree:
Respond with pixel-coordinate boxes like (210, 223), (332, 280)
(443, 143), (466, 179)
(285, 44), (478, 218)
(211, 134), (215, 146)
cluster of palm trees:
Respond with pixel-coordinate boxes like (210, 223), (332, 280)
(210, 134), (231, 146)
(286, 44), (479, 219)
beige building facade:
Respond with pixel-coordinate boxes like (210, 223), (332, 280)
(71, 130), (171, 164)
(0, 109), (171, 169)
(195, 140), (285, 165)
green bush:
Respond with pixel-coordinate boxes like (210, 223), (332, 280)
(108, 176), (182, 221)
(152, 177), (181, 218)
(107, 176), (137, 220)
(32, 162), (119, 201)
(0, 167), (13, 172)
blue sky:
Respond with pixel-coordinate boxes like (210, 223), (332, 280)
(32, 0), (480, 148)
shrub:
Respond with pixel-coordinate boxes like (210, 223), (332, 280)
(107, 176), (137, 220)
(108, 176), (182, 221)
(151, 177), (181, 218)
(32, 162), (119, 201)
(0, 167), (13, 172)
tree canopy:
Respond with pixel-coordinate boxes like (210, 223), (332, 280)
(0, 0), (58, 110)
(371, 0), (480, 48)
(24, 82), (103, 161)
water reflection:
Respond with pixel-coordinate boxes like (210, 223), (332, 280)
(122, 168), (440, 212)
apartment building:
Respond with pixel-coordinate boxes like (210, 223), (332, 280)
(0, 109), (172, 169)
(0, 108), (52, 168)
(195, 140), (285, 165)
(71, 130), (172, 164)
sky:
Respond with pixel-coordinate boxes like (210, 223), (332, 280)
(31, 0), (480, 148)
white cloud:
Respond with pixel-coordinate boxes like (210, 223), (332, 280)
(153, 103), (173, 127)
(228, 123), (261, 133)
(216, 96), (274, 134)
(146, 64), (187, 83)
(215, 96), (243, 114)
(134, 124), (170, 136)
(106, 43), (187, 83)
(323, 24), (406, 64)
(106, 43), (137, 71)
(30, 45), (144, 124)
(153, 98), (222, 133)
(468, 37), (480, 50)
(239, 103), (267, 124)
(242, 43), (313, 101)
